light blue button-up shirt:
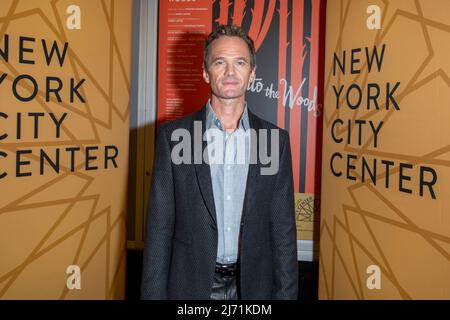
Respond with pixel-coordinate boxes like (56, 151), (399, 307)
(205, 101), (250, 264)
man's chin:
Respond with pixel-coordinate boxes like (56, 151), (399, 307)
(216, 91), (245, 100)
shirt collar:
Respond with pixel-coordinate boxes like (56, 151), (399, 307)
(206, 99), (250, 132)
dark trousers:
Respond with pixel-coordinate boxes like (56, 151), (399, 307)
(210, 263), (239, 300)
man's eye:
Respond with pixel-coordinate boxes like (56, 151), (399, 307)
(237, 60), (246, 66)
(214, 60), (224, 65)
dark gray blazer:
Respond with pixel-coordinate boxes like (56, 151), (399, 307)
(141, 105), (298, 300)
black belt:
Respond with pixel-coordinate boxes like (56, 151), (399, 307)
(215, 262), (238, 277)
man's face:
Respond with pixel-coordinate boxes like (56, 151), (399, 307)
(203, 36), (256, 101)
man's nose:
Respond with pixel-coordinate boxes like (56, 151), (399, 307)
(225, 63), (235, 76)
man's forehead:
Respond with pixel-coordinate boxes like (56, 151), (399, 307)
(209, 37), (250, 57)
(210, 55), (249, 60)
(210, 36), (248, 49)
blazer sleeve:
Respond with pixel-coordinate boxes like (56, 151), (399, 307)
(141, 124), (175, 299)
(270, 129), (299, 299)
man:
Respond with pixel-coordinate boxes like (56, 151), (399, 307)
(141, 25), (298, 300)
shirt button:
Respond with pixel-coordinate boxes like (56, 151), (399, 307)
(227, 165), (231, 170)
(226, 195), (231, 200)
(227, 227), (231, 232)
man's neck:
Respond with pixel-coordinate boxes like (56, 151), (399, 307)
(210, 96), (245, 133)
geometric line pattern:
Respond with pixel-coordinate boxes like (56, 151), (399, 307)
(0, 0), (131, 299)
(319, 0), (450, 299)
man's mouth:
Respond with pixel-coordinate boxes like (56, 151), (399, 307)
(222, 80), (239, 85)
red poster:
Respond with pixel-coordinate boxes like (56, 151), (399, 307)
(157, 0), (325, 196)
(157, 0), (212, 125)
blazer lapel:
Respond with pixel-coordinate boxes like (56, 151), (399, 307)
(241, 110), (263, 221)
(192, 106), (217, 226)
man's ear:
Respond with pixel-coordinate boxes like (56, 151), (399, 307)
(249, 66), (256, 82)
(203, 66), (210, 84)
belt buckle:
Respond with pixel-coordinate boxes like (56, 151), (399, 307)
(215, 263), (237, 277)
